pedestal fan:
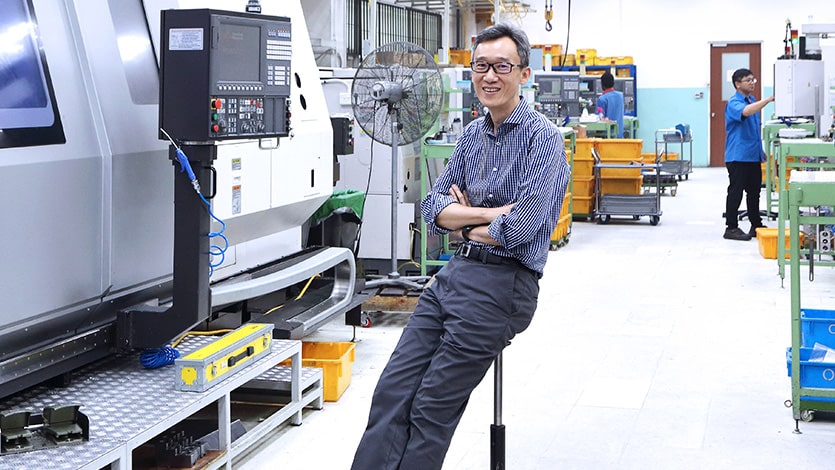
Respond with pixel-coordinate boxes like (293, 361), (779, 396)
(351, 42), (443, 290)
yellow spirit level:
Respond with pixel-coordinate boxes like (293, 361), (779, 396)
(174, 323), (274, 392)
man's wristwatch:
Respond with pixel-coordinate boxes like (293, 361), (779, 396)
(461, 225), (474, 242)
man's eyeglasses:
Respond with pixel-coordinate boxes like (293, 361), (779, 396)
(741, 77), (757, 84)
(470, 61), (523, 74)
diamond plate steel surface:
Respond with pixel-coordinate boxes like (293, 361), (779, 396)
(0, 338), (302, 469)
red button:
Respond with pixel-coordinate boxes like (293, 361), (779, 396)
(212, 124), (220, 132)
(212, 99), (222, 109)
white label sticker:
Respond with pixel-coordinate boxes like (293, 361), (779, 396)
(169, 28), (204, 51)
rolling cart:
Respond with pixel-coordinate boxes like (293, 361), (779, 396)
(655, 127), (693, 181)
(641, 149), (679, 196)
(592, 148), (662, 225)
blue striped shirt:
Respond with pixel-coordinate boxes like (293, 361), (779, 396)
(421, 98), (570, 274)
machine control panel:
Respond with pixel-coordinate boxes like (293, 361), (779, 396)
(160, 9), (292, 142)
(534, 71), (581, 121)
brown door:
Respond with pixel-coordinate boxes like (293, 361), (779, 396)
(708, 42), (762, 167)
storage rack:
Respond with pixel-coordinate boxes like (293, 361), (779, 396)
(787, 171), (835, 430)
(0, 336), (323, 469)
(419, 141), (457, 277)
(775, 138), (835, 280)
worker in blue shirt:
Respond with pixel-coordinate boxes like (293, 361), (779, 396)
(596, 71), (624, 138)
(723, 68), (774, 241)
(351, 23), (570, 470)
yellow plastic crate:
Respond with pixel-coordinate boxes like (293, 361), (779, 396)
(596, 139), (642, 161)
(611, 56), (633, 65)
(573, 158), (594, 177)
(448, 49), (471, 66)
(560, 54), (576, 66)
(533, 44), (563, 68)
(572, 195), (594, 215)
(282, 342), (355, 402)
(598, 166), (642, 178)
(572, 176), (594, 197)
(551, 214), (572, 242)
(576, 48), (597, 61)
(641, 152), (658, 164)
(573, 138), (599, 160)
(600, 176), (642, 195)
(757, 228), (804, 260)
(560, 192), (572, 218)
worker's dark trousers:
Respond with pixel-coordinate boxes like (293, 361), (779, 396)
(351, 255), (539, 470)
(725, 161), (763, 228)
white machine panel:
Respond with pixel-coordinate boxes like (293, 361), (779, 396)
(774, 59), (825, 118)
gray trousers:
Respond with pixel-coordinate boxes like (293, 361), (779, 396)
(351, 255), (539, 470)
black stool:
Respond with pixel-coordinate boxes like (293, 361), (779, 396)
(491, 349), (506, 469)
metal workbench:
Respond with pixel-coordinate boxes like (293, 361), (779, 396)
(776, 138), (835, 280)
(0, 336), (323, 469)
(787, 171), (835, 430)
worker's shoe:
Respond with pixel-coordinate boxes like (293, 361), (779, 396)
(724, 227), (752, 241)
(749, 224), (766, 238)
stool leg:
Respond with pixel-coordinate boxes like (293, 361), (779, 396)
(490, 351), (505, 470)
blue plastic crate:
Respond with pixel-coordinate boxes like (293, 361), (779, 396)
(786, 347), (835, 402)
(801, 308), (835, 348)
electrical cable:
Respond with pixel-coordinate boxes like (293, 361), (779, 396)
(561, 0), (571, 67)
(353, 100), (380, 259)
(261, 274), (321, 316)
(160, 128), (229, 277)
(170, 329), (233, 349)
(140, 346), (180, 369)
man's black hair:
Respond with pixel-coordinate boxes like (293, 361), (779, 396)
(732, 68), (754, 85)
(601, 72), (615, 90)
(472, 23), (531, 67)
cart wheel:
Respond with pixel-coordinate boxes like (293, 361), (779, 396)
(650, 215), (660, 226)
(633, 215), (640, 220)
(598, 214), (610, 224)
(360, 312), (373, 328)
(800, 410), (815, 422)
(671, 188), (677, 197)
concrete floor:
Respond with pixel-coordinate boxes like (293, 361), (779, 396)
(237, 166), (835, 469)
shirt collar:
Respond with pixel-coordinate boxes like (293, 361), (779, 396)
(481, 97), (530, 133)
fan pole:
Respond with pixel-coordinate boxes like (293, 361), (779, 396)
(388, 113), (400, 279)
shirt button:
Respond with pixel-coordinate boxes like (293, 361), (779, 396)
(492, 167), (498, 172)
(488, 193), (493, 198)
(496, 141), (501, 146)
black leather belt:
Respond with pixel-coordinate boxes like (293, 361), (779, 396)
(455, 243), (518, 266)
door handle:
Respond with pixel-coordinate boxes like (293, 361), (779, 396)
(711, 112), (716, 118)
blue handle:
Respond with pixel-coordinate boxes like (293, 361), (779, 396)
(175, 148), (197, 181)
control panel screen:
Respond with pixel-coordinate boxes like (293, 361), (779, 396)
(215, 23), (261, 83)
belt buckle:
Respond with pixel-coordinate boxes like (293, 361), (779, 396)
(460, 243), (472, 258)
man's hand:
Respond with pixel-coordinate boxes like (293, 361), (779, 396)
(450, 184), (471, 207)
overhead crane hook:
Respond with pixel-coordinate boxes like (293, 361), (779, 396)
(544, 0), (553, 31)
